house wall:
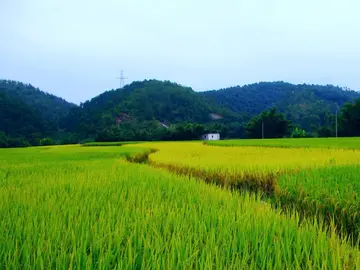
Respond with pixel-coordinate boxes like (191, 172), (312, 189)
(203, 133), (220, 140)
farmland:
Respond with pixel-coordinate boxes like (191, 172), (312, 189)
(133, 141), (360, 239)
(207, 137), (360, 149)
(1, 139), (360, 268)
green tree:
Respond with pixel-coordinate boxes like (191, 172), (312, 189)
(291, 127), (308, 138)
(0, 131), (9, 148)
(201, 81), (360, 132)
(246, 108), (292, 138)
(340, 99), (360, 136)
(317, 126), (333, 137)
(40, 137), (55, 146)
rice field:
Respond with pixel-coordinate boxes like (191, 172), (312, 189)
(207, 137), (360, 149)
(138, 141), (360, 171)
(131, 141), (360, 195)
(130, 141), (360, 239)
(1, 139), (360, 268)
(277, 166), (360, 239)
(81, 141), (141, 147)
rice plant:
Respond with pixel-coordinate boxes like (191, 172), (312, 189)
(207, 137), (360, 149)
(277, 166), (360, 239)
(127, 141), (360, 240)
(81, 141), (141, 147)
(1, 145), (360, 268)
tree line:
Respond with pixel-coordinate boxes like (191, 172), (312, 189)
(1, 98), (360, 147)
(95, 98), (360, 142)
(1, 79), (360, 147)
(68, 99), (360, 143)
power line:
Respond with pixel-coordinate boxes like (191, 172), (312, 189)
(116, 70), (127, 89)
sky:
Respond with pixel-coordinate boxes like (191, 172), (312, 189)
(1, 0), (359, 104)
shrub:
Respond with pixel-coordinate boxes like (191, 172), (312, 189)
(40, 137), (55, 146)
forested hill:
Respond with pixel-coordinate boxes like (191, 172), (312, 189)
(0, 80), (77, 147)
(61, 80), (238, 138)
(1, 79), (360, 146)
(0, 80), (77, 123)
(201, 82), (360, 131)
(0, 91), (46, 145)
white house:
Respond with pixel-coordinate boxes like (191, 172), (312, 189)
(201, 133), (220, 141)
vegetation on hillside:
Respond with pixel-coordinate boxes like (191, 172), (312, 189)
(0, 92), (45, 147)
(245, 107), (293, 138)
(201, 81), (360, 132)
(0, 80), (76, 123)
(0, 80), (77, 147)
(61, 80), (240, 141)
(340, 99), (360, 137)
(1, 79), (360, 146)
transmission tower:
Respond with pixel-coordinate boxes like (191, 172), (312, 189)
(116, 70), (127, 89)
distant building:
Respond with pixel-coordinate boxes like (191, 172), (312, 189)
(201, 133), (220, 140)
(209, 113), (223, 120)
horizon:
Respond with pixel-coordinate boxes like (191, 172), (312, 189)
(2, 77), (359, 105)
(1, 0), (359, 104)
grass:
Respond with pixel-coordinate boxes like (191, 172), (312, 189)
(207, 137), (360, 149)
(1, 145), (360, 268)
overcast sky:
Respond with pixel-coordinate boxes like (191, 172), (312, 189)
(1, 0), (359, 104)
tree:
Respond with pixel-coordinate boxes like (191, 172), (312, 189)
(7, 137), (29, 148)
(317, 126), (333, 137)
(291, 127), (308, 138)
(225, 122), (245, 139)
(169, 123), (206, 141)
(340, 99), (360, 136)
(201, 81), (360, 132)
(40, 137), (55, 146)
(246, 108), (292, 138)
(0, 131), (8, 148)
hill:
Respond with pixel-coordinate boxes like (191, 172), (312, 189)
(0, 80), (77, 125)
(0, 80), (77, 146)
(201, 82), (360, 131)
(1, 79), (360, 145)
(62, 80), (238, 139)
(0, 91), (47, 146)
